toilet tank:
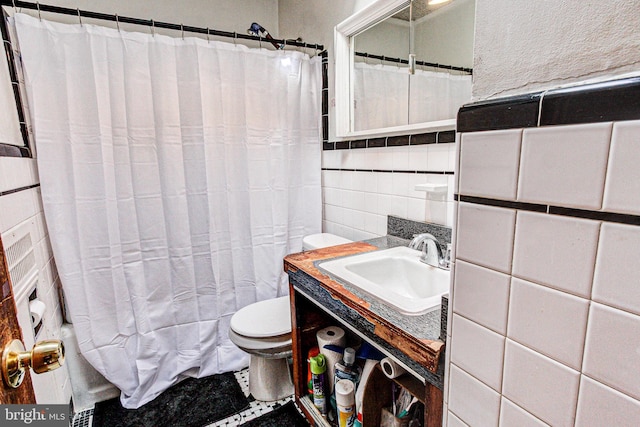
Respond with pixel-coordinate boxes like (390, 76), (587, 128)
(302, 233), (352, 251)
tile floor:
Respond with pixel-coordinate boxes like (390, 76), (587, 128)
(71, 368), (296, 427)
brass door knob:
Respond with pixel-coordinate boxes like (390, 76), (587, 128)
(2, 339), (65, 388)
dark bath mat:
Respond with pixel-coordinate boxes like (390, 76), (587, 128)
(242, 401), (310, 427)
(92, 371), (250, 427)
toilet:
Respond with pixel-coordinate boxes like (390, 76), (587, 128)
(228, 233), (352, 401)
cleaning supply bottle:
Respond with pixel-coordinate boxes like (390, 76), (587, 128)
(307, 347), (320, 395)
(335, 379), (356, 427)
(310, 353), (328, 418)
(334, 347), (362, 388)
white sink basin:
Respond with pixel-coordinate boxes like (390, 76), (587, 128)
(318, 246), (450, 316)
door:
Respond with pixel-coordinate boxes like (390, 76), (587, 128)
(0, 234), (35, 403)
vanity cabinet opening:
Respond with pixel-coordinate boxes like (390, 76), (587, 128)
(290, 290), (442, 426)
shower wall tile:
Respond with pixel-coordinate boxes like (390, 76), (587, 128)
(447, 412), (469, 427)
(500, 398), (550, 427)
(451, 78), (640, 427)
(450, 314), (505, 392)
(507, 278), (589, 370)
(455, 202), (515, 273)
(583, 302), (640, 401)
(0, 157), (38, 193)
(458, 129), (522, 200)
(592, 222), (640, 316)
(603, 120), (640, 215)
(427, 144), (451, 171)
(452, 260), (510, 335)
(321, 142), (457, 239)
(502, 340), (580, 427)
(448, 364), (501, 427)
(575, 376), (640, 427)
(512, 211), (599, 298)
(517, 122), (611, 210)
(0, 186), (38, 233)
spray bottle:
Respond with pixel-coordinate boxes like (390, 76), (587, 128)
(334, 347), (362, 388)
(310, 353), (328, 418)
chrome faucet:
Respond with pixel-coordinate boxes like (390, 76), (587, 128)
(408, 233), (451, 270)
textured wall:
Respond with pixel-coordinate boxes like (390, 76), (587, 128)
(473, 0), (640, 99)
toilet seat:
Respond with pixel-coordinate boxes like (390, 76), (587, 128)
(228, 328), (292, 354)
(230, 296), (291, 338)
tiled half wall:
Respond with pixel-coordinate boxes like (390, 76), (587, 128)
(322, 131), (457, 241)
(446, 76), (640, 427)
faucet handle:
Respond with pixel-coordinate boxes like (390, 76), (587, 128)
(444, 243), (452, 267)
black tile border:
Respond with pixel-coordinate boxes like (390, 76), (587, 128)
(323, 167), (454, 175)
(457, 76), (640, 133)
(457, 93), (542, 133)
(0, 183), (40, 198)
(540, 76), (640, 126)
(455, 194), (640, 227)
(323, 130), (455, 151)
(321, 51), (329, 145)
(456, 195), (547, 213)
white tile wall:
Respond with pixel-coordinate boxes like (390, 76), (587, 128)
(512, 211), (599, 298)
(502, 340), (580, 427)
(448, 120), (640, 426)
(321, 142), (456, 240)
(450, 314), (505, 392)
(603, 120), (640, 215)
(583, 303), (640, 401)
(452, 260), (510, 335)
(517, 122), (611, 209)
(455, 202), (515, 273)
(507, 278), (589, 370)
(448, 364), (501, 427)
(592, 222), (640, 316)
(0, 158), (70, 404)
(459, 129), (522, 200)
(447, 411), (469, 427)
(499, 398), (549, 427)
(575, 376), (640, 427)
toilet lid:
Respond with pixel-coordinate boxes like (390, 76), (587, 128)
(303, 233), (352, 250)
(230, 296), (292, 338)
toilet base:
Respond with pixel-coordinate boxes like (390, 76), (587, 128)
(248, 355), (294, 401)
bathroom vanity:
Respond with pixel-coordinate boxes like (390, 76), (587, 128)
(284, 236), (447, 426)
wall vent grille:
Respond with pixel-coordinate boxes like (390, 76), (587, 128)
(1, 218), (38, 302)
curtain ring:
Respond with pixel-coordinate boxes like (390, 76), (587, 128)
(77, 8), (82, 26)
(115, 13), (120, 32)
(206, 27), (210, 43)
(180, 24), (184, 40)
(151, 19), (155, 37)
(36, 2), (41, 20)
(282, 38), (286, 50)
(11, 0), (16, 13)
(233, 31), (237, 46)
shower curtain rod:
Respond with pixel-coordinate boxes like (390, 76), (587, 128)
(0, 0), (325, 52)
(355, 51), (472, 74)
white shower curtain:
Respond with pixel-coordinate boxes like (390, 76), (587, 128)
(14, 13), (321, 408)
(353, 61), (472, 130)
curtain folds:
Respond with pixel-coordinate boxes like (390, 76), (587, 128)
(353, 61), (472, 131)
(14, 13), (321, 408)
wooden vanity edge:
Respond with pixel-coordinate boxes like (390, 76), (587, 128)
(284, 242), (446, 374)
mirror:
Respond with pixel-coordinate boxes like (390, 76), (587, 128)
(335, 0), (475, 138)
